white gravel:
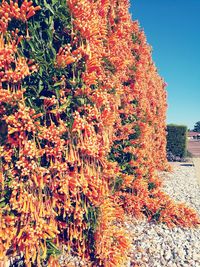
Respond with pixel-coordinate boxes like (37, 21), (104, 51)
(126, 162), (200, 267)
(163, 162), (200, 216)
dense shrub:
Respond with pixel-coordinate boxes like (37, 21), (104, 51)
(167, 124), (187, 160)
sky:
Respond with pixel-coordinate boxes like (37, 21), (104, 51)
(130, 0), (200, 130)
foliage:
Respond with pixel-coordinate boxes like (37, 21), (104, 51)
(167, 124), (187, 159)
(0, 0), (199, 266)
(167, 151), (186, 162)
(193, 121), (200, 132)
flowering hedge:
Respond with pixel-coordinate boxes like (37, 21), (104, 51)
(0, 0), (199, 266)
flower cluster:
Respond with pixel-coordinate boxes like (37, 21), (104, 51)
(0, 0), (41, 33)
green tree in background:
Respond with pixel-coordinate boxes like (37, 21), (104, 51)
(193, 121), (200, 132)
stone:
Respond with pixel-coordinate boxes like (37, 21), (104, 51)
(177, 248), (186, 259)
(165, 250), (172, 261)
(193, 252), (200, 261)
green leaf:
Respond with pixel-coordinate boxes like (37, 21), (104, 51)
(53, 81), (63, 87)
(46, 240), (61, 256)
(38, 79), (43, 95)
(44, 0), (55, 15)
(0, 201), (6, 208)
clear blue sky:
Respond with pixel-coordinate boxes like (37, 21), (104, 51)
(130, 0), (200, 130)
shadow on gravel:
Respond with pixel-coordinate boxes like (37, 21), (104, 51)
(180, 163), (194, 167)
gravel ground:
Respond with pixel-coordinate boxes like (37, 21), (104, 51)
(193, 158), (200, 186)
(126, 162), (200, 267)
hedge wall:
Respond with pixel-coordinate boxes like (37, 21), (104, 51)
(167, 124), (187, 159)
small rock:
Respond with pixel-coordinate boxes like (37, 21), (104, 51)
(165, 250), (172, 261)
(168, 261), (177, 267)
(177, 248), (186, 259)
(193, 252), (200, 261)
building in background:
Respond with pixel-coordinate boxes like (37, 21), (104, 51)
(188, 131), (200, 140)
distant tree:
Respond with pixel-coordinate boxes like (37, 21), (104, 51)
(193, 121), (200, 132)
